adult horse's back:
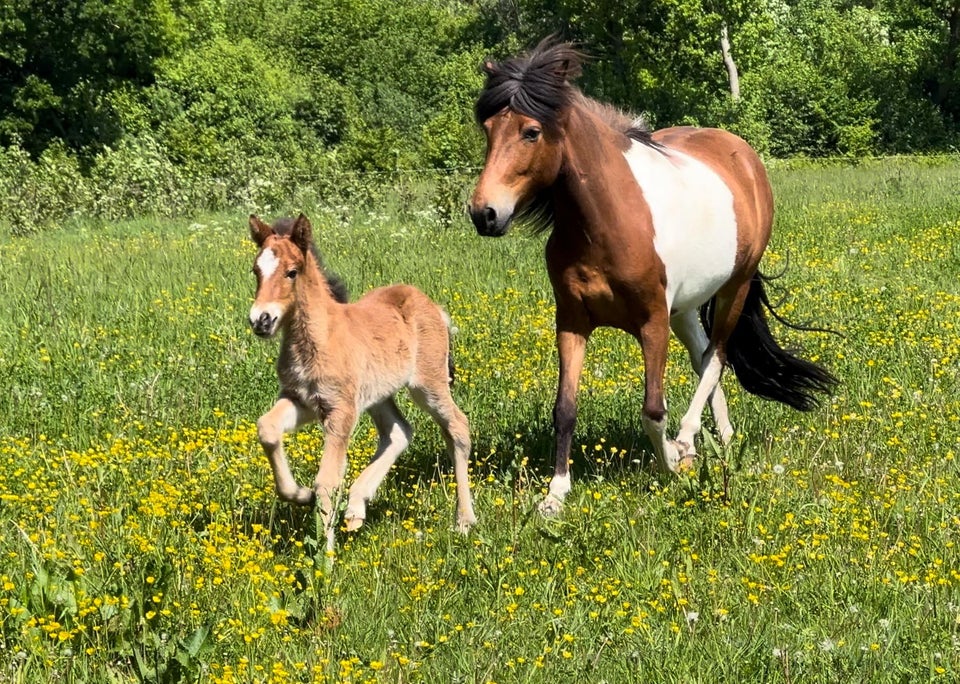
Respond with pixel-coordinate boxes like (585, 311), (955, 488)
(469, 40), (837, 514)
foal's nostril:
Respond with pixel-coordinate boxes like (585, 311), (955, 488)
(258, 312), (272, 327)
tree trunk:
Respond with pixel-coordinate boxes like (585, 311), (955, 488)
(720, 21), (740, 102)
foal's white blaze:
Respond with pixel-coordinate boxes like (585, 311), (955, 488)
(250, 247), (284, 332)
(622, 142), (738, 314)
(256, 247), (280, 279)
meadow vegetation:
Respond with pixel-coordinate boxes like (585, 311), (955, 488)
(0, 158), (959, 682)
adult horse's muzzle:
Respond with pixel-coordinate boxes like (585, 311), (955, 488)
(469, 204), (511, 237)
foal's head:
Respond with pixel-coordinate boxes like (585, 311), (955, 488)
(470, 39), (583, 237)
(247, 213), (315, 338)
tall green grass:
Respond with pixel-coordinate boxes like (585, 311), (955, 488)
(0, 159), (958, 682)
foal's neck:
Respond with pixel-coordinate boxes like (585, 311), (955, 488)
(285, 251), (341, 345)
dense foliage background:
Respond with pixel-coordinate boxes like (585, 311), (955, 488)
(1, 0), (958, 233)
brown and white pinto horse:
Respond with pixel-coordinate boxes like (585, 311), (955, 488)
(248, 214), (476, 550)
(469, 41), (837, 515)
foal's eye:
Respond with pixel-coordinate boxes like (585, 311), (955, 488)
(286, 269), (298, 279)
(522, 127), (541, 142)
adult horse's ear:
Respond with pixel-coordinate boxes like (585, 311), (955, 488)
(249, 215), (273, 246)
(290, 213), (313, 254)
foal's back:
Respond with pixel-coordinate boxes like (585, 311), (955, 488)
(334, 284), (454, 399)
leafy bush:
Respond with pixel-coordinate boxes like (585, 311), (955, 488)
(0, 141), (90, 235)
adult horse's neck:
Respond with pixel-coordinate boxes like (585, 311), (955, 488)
(550, 105), (652, 253)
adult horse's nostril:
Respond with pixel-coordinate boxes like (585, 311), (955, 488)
(470, 205), (497, 235)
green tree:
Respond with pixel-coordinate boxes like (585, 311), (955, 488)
(0, 0), (187, 158)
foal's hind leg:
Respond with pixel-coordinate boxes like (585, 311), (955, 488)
(671, 310), (734, 450)
(257, 396), (317, 505)
(344, 398), (413, 532)
(409, 385), (476, 533)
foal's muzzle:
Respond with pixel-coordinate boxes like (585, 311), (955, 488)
(250, 311), (278, 338)
(470, 205), (511, 237)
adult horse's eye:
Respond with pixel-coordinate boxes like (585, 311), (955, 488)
(522, 127), (541, 142)
(286, 269), (298, 279)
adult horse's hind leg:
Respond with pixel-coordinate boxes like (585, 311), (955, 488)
(671, 310), (734, 448)
(344, 398), (413, 532)
(257, 396), (317, 505)
(408, 385), (476, 532)
(672, 282), (751, 464)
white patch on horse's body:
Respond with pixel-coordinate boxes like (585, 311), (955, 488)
(256, 247), (280, 279)
(623, 142), (738, 314)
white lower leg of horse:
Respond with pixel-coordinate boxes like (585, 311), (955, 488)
(671, 311), (733, 445)
(709, 385), (734, 444)
(676, 350), (724, 448)
(641, 411), (682, 473)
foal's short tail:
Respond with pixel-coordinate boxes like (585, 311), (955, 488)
(701, 273), (839, 411)
(439, 307), (457, 386)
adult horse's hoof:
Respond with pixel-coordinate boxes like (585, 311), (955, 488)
(662, 440), (696, 474)
(538, 494), (564, 517)
(668, 440), (696, 472)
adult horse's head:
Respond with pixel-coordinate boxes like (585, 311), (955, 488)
(469, 39), (583, 237)
(247, 214), (313, 338)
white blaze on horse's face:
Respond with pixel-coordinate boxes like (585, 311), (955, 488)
(470, 109), (563, 237)
(249, 238), (302, 338)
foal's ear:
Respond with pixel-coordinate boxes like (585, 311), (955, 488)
(249, 215), (273, 246)
(290, 213), (313, 254)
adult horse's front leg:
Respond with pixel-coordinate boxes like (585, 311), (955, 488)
(256, 396), (317, 505)
(539, 326), (589, 516)
(638, 315), (685, 473)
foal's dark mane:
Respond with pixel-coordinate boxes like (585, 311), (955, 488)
(475, 38), (659, 234)
(272, 217), (349, 303)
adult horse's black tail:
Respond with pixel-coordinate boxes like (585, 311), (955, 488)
(700, 273), (839, 411)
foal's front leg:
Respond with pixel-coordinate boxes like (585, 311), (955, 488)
(539, 327), (588, 516)
(256, 396), (317, 505)
(313, 408), (358, 552)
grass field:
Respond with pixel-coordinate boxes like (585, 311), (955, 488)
(1, 158), (959, 683)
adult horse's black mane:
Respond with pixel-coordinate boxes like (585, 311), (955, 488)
(474, 39), (658, 234)
(272, 217), (349, 303)
(474, 39), (655, 145)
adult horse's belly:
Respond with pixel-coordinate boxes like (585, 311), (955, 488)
(623, 141), (738, 314)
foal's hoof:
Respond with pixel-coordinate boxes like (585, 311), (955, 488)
(538, 494), (564, 517)
(455, 514), (477, 535)
(343, 516), (364, 533)
(279, 485), (317, 506)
